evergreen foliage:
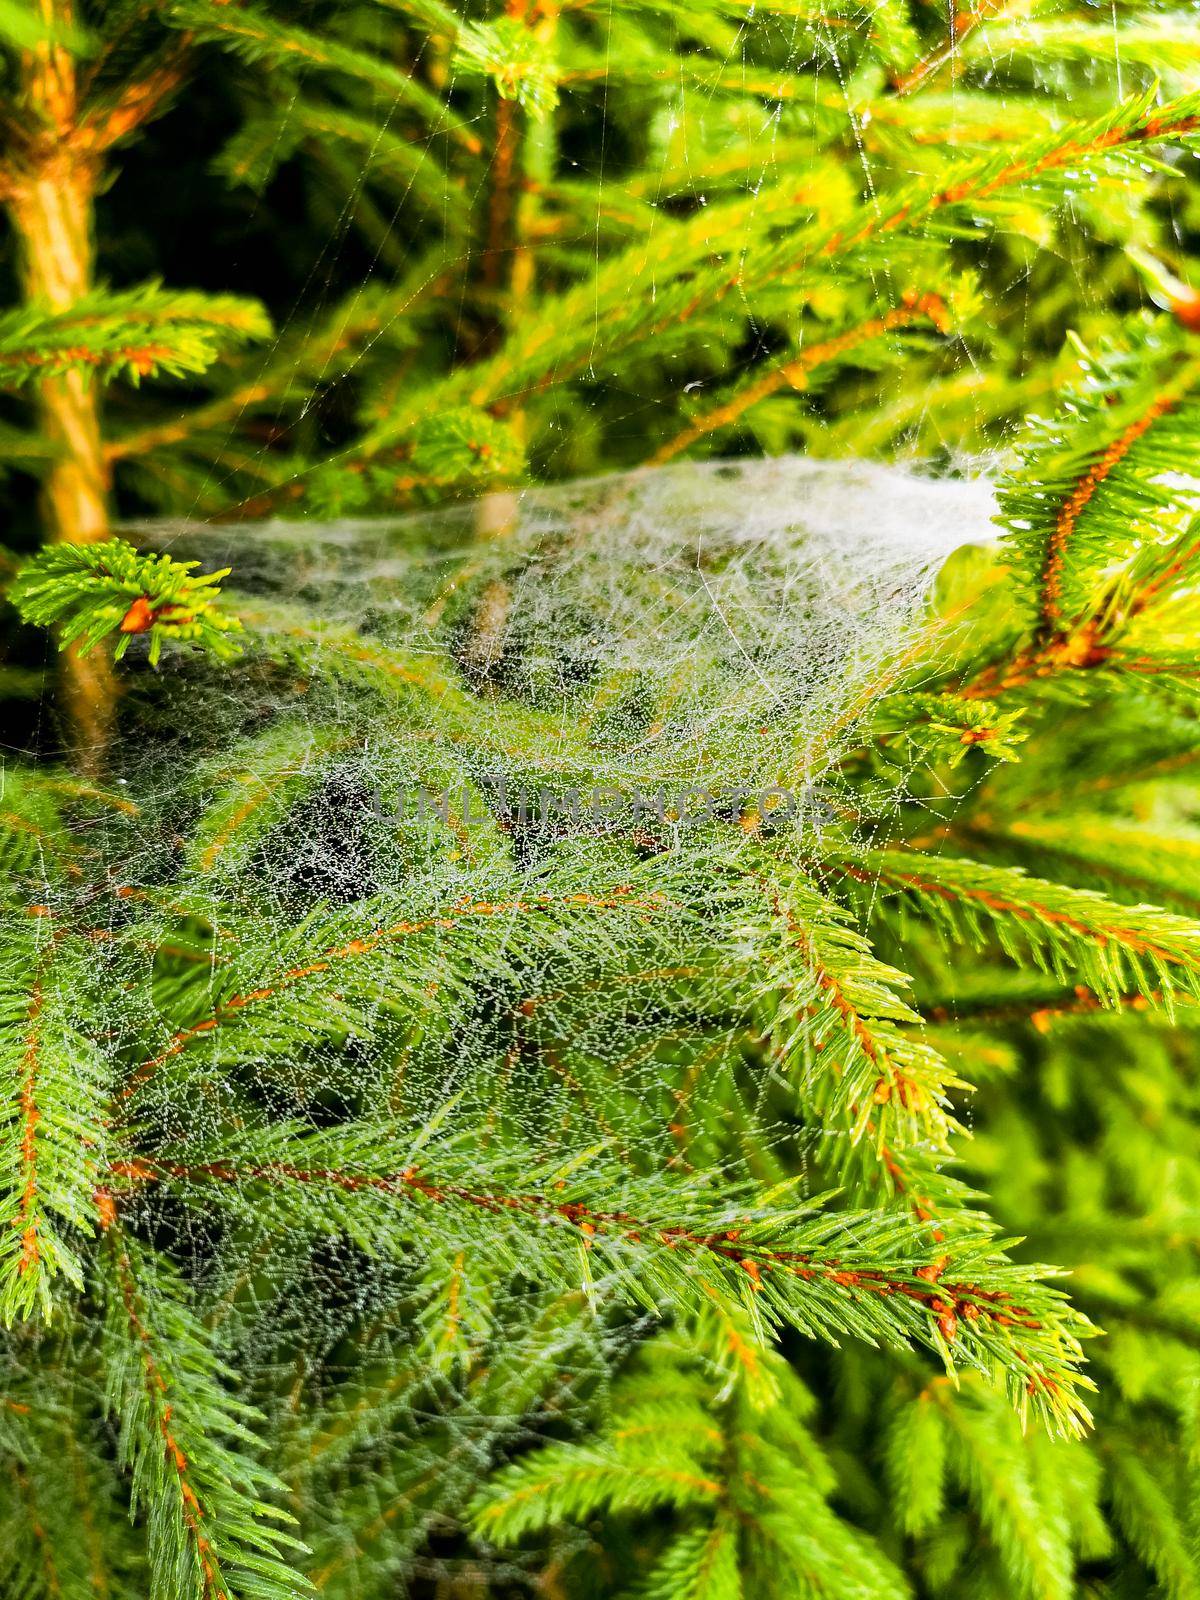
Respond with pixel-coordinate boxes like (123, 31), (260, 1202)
(11, 541), (242, 665)
(2, 1), (1200, 1598)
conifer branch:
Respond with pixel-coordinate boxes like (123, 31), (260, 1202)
(0, 771), (76, 884)
(1122, 521), (1200, 622)
(0, 287), (271, 388)
(165, 0), (482, 152)
(961, 330), (1200, 699)
(110, 1133), (1095, 1431)
(746, 861), (965, 1166)
(184, 722), (352, 878)
(810, 92), (1200, 268)
(10, 540), (243, 668)
(650, 289), (953, 464)
(122, 885), (673, 1096)
(0, 931), (108, 1322)
(104, 264), (453, 463)
(849, 852), (1200, 1004)
(296, 90), (1200, 491)
(97, 1231), (307, 1600)
(957, 813), (1200, 921)
(1035, 381), (1193, 636)
(75, 42), (191, 156)
(888, 0), (1011, 94)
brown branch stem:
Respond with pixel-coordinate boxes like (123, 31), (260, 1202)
(651, 290), (951, 465)
(6, 0), (116, 770)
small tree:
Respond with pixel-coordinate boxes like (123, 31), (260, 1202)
(3, 4), (1200, 1598)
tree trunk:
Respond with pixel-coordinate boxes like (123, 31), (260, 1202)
(8, 2), (117, 771)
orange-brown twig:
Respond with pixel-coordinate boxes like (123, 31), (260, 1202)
(651, 291), (951, 465)
(122, 888), (669, 1096)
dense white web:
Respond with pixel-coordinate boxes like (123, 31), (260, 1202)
(143, 454), (995, 792)
(97, 459), (1001, 1549)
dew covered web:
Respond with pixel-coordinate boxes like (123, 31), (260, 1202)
(141, 454), (995, 803)
(0, 446), (1027, 1593)
(115, 459), (1001, 988)
(90, 456), (995, 1443)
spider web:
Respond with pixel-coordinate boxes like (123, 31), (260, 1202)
(108, 456), (994, 1175)
(145, 453), (993, 763)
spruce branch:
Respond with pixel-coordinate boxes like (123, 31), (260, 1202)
(10, 540), (243, 668)
(849, 851), (1200, 1006)
(0, 929), (109, 1323)
(649, 288), (958, 464)
(238, 605), (596, 776)
(889, 0), (1011, 94)
(1104, 1440), (1200, 1600)
(922, 1376), (1075, 1600)
(868, 691), (1027, 769)
(475, 1327), (910, 1596)
(184, 721), (354, 879)
(111, 1126), (1095, 1433)
(74, 40), (191, 156)
(1003, 333), (1200, 637)
(104, 261), (454, 464)
(740, 857), (967, 1167)
(323, 89), (1200, 496)
(165, 0), (482, 151)
(2, 1), (1200, 1587)
(119, 882), (677, 1097)
(813, 90), (1200, 264)
(96, 1231), (308, 1600)
(0, 1376), (149, 1596)
(454, 16), (559, 121)
(0, 286), (270, 387)
(956, 812), (1200, 922)
(956, 323), (1200, 703)
(0, 768), (76, 885)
